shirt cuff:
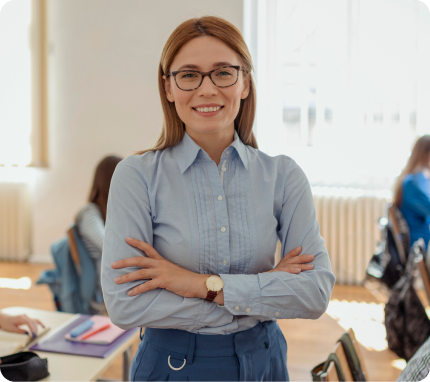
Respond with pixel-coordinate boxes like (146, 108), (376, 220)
(219, 274), (261, 316)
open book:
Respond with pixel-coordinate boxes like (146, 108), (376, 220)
(0, 326), (50, 357)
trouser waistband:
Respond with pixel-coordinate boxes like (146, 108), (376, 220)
(143, 321), (278, 365)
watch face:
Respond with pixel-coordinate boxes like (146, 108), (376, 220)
(206, 275), (224, 292)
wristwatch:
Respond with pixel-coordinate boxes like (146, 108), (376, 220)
(204, 274), (224, 302)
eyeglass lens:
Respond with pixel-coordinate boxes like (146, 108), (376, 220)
(176, 67), (239, 90)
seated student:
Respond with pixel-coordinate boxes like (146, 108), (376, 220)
(75, 155), (122, 302)
(0, 312), (44, 337)
(393, 136), (430, 250)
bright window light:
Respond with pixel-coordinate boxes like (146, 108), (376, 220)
(245, 0), (430, 190)
(0, 277), (31, 290)
(0, 0), (32, 166)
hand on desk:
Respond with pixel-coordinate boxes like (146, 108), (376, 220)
(0, 312), (44, 337)
(111, 238), (315, 302)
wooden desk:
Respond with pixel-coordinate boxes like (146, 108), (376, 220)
(1, 307), (139, 381)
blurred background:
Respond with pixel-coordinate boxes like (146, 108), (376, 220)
(1, 0), (430, 380)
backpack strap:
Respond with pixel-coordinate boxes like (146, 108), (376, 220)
(311, 353), (346, 381)
(338, 334), (366, 381)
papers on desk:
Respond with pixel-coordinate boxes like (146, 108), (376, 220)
(0, 326), (51, 356)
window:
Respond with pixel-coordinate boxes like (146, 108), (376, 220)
(244, 0), (430, 190)
(0, 0), (47, 167)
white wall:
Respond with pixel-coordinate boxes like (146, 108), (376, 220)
(31, 0), (244, 262)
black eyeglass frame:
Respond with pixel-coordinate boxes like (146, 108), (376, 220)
(167, 65), (244, 91)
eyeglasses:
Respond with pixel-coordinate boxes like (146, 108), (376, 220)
(167, 65), (244, 91)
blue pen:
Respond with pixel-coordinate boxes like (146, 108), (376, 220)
(70, 320), (94, 338)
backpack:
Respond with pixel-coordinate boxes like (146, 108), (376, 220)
(385, 239), (430, 361)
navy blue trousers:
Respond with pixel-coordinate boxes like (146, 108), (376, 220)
(129, 321), (289, 381)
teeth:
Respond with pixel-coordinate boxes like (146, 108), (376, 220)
(196, 106), (221, 113)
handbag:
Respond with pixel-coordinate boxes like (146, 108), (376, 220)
(311, 353), (346, 381)
(0, 351), (49, 381)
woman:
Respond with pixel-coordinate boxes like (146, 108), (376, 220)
(394, 135), (430, 250)
(0, 312), (43, 337)
(102, 16), (335, 381)
(76, 155), (122, 303)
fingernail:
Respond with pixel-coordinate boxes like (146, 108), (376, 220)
(111, 262), (118, 267)
(24, 331), (29, 335)
(32, 332), (37, 338)
(128, 290), (135, 296)
(114, 277), (122, 282)
(294, 268), (301, 272)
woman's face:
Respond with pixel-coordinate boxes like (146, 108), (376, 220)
(164, 36), (250, 138)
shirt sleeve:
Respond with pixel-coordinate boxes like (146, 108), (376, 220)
(219, 159), (336, 320)
(403, 176), (430, 218)
(101, 156), (234, 330)
(77, 204), (105, 253)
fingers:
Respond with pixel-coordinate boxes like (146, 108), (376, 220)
(284, 254), (314, 265)
(283, 247), (302, 259)
(114, 269), (157, 284)
(111, 256), (156, 269)
(125, 238), (164, 260)
(19, 316), (39, 337)
(128, 280), (159, 296)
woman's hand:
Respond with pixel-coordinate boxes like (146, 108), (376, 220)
(112, 237), (203, 298)
(267, 246), (314, 274)
(0, 313), (44, 337)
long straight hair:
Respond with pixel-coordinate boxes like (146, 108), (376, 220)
(393, 135), (430, 206)
(136, 16), (257, 155)
(88, 155), (123, 221)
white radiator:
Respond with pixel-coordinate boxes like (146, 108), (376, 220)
(0, 183), (31, 261)
(312, 188), (390, 285)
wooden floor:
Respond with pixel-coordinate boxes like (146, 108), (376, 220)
(0, 262), (402, 381)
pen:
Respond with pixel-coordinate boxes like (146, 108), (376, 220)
(81, 323), (111, 340)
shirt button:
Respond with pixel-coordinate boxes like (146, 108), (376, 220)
(275, 312), (280, 317)
(221, 167), (227, 172)
(245, 307), (251, 313)
(218, 195), (223, 201)
(221, 227), (226, 233)
(222, 259), (228, 265)
(234, 306), (240, 311)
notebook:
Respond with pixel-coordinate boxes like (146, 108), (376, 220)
(0, 326), (51, 356)
(30, 314), (139, 358)
(65, 315), (125, 345)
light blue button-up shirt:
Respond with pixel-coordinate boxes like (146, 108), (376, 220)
(101, 131), (335, 335)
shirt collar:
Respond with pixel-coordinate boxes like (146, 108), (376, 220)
(172, 130), (249, 174)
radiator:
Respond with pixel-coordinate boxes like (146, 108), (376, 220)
(0, 183), (31, 261)
(312, 188), (390, 285)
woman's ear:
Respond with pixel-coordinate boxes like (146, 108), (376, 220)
(240, 76), (250, 100)
(163, 75), (175, 103)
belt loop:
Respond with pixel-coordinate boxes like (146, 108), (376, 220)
(187, 332), (196, 365)
(140, 327), (144, 340)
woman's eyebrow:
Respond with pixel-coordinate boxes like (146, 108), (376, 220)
(175, 62), (234, 71)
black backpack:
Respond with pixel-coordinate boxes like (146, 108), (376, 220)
(385, 239), (430, 361)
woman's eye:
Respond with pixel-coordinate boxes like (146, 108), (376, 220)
(181, 73), (198, 79)
(216, 71), (232, 77)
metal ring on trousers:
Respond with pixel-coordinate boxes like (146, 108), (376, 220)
(168, 356), (186, 371)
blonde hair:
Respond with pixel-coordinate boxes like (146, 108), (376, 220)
(136, 16), (257, 155)
(393, 135), (430, 206)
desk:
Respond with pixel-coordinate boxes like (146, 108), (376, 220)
(1, 307), (139, 381)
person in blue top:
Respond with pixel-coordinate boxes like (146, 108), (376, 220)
(101, 16), (335, 381)
(394, 135), (430, 250)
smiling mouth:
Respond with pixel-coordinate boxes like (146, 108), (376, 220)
(192, 106), (224, 113)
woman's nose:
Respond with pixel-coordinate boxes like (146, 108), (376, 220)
(197, 75), (218, 96)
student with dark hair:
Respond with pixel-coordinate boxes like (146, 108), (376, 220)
(76, 155), (122, 301)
